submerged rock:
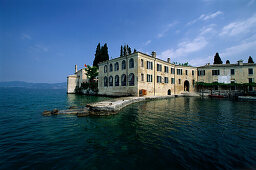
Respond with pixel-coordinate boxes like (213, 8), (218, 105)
(42, 110), (51, 116)
(51, 109), (59, 115)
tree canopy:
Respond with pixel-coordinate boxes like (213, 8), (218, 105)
(226, 60), (230, 64)
(248, 56), (254, 63)
(85, 65), (98, 83)
(93, 43), (109, 67)
(213, 52), (223, 64)
(120, 44), (133, 57)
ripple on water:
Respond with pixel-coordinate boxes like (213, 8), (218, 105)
(0, 88), (256, 169)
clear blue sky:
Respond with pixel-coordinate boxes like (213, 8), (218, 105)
(1, 0), (256, 83)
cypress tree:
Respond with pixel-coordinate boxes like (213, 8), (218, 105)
(133, 49), (137, 53)
(120, 45), (123, 57)
(248, 56), (254, 63)
(93, 43), (109, 68)
(93, 43), (101, 67)
(128, 47), (131, 55)
(123, 45), (127, 56)
(213, 52), (223, 64)
(101, 43), (109, 61)
(226, 60), (230, 64)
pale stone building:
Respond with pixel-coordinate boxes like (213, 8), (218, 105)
(67, 65), (88, 93)
(98, 51), (197, 96)
(197, 60), (256, 91)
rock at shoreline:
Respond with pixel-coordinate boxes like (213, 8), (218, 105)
(42, 110), (51, 116)
(51, 109), (59, 115)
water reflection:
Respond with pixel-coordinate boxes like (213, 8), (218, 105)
(66, 94), (111, 107)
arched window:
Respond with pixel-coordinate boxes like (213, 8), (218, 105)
(114, 62), (119, 71)
(109, 76), (113, 86)
(128, 73), (135, 86)
(104, 76), (108, 87)
(122, 60), (126, 70)
(129, 58), (134, 68)
(121, 74), (126, 86)
(115, 75), (119, 86)
(104, 65), (108, 73)
(109, 64), (113, 72)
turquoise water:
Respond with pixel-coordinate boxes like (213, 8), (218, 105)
(0, 88), (256, 169)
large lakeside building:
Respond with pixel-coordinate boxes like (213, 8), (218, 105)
(98, 51), (197, 96)
(67, 51), (256, 96)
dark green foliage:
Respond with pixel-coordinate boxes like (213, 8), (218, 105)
(120, 44), (133, 57)
(120, 45), (123, 57)
(85, 65), (98, 83)
(93, 43), (109, 67)
(133, 49), (137, 53)
(213, 52), (223, 64)
(226, 60), (230, 64)
(123, 45), (127, 56)
(128, 47), (131, 55)
(248, 56), (254, 63)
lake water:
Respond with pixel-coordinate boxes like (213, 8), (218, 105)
(0, 88), (256, 169)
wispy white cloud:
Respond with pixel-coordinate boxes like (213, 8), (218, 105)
(187, 11), (223, 25)
(157, 22), (177, 38)
(28, 44), (48, 53)
(144, 40), (151, 46)
(199, 24), (216, 35)
(159, 35), (208, 60)
(219, 14), (256, 36)
(248, 0), (255, 6)
(21, 34), (31, 40)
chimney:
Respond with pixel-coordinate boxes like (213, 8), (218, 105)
(75, 65), (77, 73)
(237, 60), (243, 66)
(152, 51), (156, 58)
(167, 58), (170, 63)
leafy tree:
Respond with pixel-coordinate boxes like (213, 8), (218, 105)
(248, 56), (254, 63)
(133, 49), (137, 53)
(213, 52), (223, 64)
(85, 65), (98, 83)
(226, 60), (230, 64)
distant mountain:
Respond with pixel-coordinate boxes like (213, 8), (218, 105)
(0, 81), (66, 89)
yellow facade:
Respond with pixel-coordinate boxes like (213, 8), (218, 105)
(98, 52), (197, 96)
(197, 62), (256, 84)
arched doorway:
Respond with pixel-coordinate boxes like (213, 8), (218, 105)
(184, 80), (189, 92)
(168, 89), (171, 95)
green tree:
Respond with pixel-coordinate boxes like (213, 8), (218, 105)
(120, 45), (123, 57)
(85, 65), (98, 83)
(93, 43), (109, 67)
(123, 45), (127, 56)
(133, 49), (137, 53)
(128, 47), (131, 55)
(93, 43), (101, 67)
(101, 43), (109, 61)
(213, 52), (223, 64)
(248, 56), (254, 63)
(226, 60), (230, 64)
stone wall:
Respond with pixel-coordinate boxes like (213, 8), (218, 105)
(67, 68), (88, 94)
(67, 75), (78, 93)
(98, 53), (139, 96)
